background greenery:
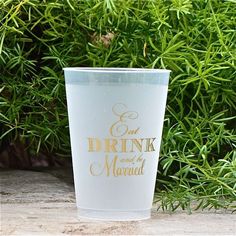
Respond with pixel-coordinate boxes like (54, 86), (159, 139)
(0, 0), (235, 210)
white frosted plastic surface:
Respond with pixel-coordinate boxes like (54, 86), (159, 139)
(64, 69), (169, 220)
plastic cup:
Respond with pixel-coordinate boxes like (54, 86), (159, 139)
(63, 68), (170, 221)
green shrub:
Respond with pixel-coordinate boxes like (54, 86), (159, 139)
(1, 0), (235, 210)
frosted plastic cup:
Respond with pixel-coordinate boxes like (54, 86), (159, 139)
(63, 68), (170, 221)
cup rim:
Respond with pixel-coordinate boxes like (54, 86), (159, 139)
(63, 67), (171, 73)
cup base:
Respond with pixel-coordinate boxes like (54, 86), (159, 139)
(77, 208), (151, 221)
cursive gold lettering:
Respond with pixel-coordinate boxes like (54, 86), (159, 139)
(99, 155), (145, 177)
(110, 103), (139, 137)
(90, 162), (105, 176)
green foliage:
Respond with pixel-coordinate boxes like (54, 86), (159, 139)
(1, 0), (236, 210)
